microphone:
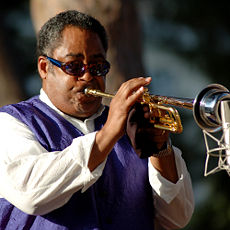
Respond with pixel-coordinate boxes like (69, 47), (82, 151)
(220, 100), (230, 166)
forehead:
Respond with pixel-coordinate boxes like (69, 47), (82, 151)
(54, 26), (106, 60)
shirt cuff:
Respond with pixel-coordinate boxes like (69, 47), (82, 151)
(148, 146), (186, 203)
(81, 160), (107, 193)
(70, 131), (107, 193)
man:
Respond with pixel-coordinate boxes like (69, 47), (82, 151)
(0, 10), (194, 230)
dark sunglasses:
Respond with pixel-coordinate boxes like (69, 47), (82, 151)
(45, 56), (110, 77)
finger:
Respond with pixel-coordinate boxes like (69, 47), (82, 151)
(118, 77), (151, 99)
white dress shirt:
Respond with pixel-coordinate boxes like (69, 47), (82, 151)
(0, 89), (194, 229)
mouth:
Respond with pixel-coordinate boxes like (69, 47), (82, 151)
(73, 87), (90, 96)
(75, 86), (101, 101)
(84, 87), (96, 97)
(82, 86), (103, 97)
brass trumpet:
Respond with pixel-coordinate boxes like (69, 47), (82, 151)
(84, 84), (230, 134)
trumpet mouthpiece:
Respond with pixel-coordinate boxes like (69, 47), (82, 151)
(84, 88), (114, 98)
(84, 88), (90, 95)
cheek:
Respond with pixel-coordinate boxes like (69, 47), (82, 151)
(55, 75), (76, 92)
(46, 74), (75, 101)
(97, 77), (106, 91)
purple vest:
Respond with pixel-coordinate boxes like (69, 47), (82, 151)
(0, 96), (154, 230)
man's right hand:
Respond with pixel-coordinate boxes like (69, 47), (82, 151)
(105, 77), (152, 140)
(88, 77), (151, 171)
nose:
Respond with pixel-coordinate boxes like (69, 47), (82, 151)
(78, 70), (94, 82)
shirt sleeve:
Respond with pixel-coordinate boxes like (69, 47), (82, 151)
(0, 112), (107, 215)
(148, 146), (194, 229)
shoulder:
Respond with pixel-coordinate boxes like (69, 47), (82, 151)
(0, 96), (40, 112)
(0, 111), (34, 139)
(0, 96), (54, 122)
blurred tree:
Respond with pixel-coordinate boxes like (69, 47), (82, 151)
(0, 0), (37, 105)
(0, 35), (23, 106)
(149, 0), (230, 89)
(0, 6), (24, 107)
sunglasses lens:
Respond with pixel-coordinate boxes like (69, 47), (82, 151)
(64, 62), (84, 76)
(89, 62), (110, 76)
(63, 61), (110, 77)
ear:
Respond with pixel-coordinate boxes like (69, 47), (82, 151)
(38, 56), (49, 79)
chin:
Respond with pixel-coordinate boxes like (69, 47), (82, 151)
(77, 100), (101, 118)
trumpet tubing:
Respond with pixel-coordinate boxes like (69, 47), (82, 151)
(84, 88), (194, 133)
(149, 95), (194, 110)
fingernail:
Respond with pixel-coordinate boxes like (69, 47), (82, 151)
(145, 77), (152, 82)
(137, 86), (144, 93)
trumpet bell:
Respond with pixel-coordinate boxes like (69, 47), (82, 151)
(193, 84), (230, 133)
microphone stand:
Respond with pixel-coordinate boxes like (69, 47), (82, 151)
(203, 100), (230, 176)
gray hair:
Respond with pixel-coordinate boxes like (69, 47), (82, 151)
(37, 10), (108, 57)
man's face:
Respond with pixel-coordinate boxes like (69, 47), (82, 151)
(40, 26), (107, 119)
